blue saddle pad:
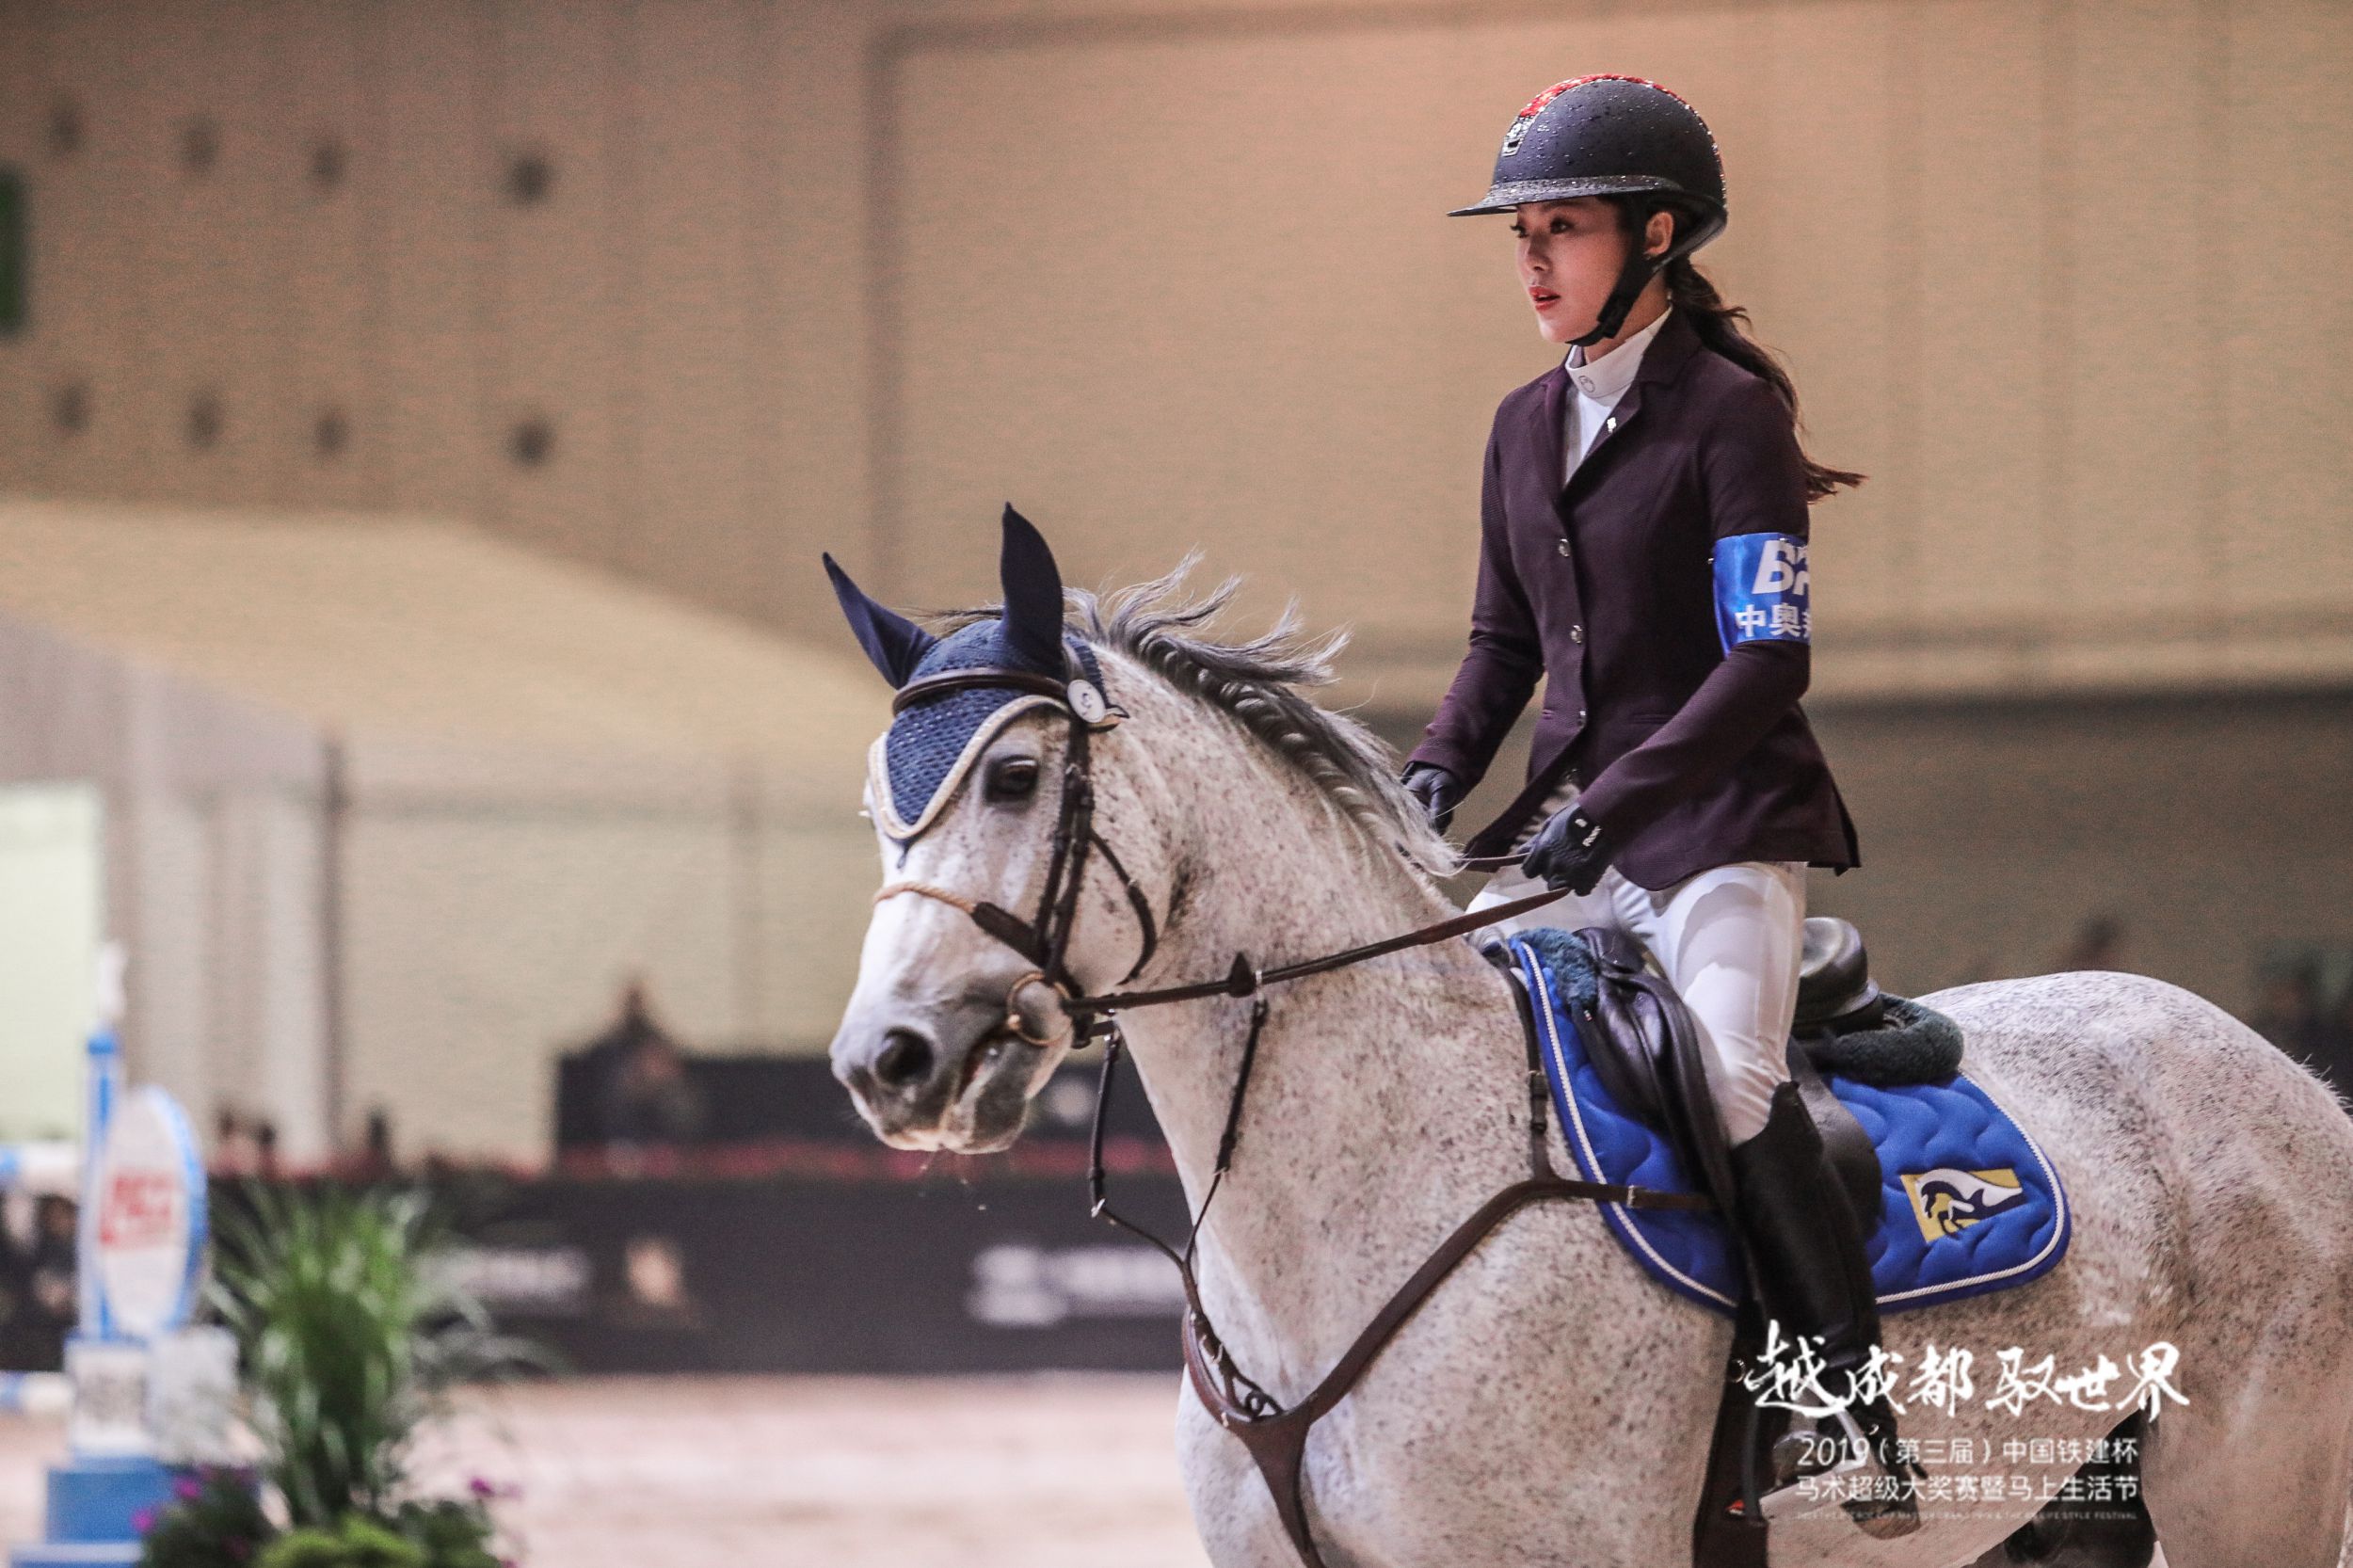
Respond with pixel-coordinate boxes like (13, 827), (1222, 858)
(1505, 930), (2071, 1317)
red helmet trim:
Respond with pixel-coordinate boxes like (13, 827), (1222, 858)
(1513, 72), (1694, 122)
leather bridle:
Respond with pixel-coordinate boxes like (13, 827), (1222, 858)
(867, 658), (1713, 1568)
(871, 663), (1160, 1047)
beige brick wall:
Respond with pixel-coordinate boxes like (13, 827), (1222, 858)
(1, 0), (2345, 708)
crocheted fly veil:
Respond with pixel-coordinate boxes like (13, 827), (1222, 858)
(824, 504), (1114, 842)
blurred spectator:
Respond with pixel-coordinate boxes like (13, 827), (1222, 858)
(577, 979), (706, 1148)
(213, 1107), (263, 1176)
(2251, 962), (2329, 1066)
(340, 1108), (399, 1181)
(2310, 979), (2353, 1100)
(0, 1201), (28, 1368)
(2055, 913), (2126, 973)
(0, 1194), (82, 1370)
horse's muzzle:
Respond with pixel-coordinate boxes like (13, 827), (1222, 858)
(829, 993), (1050, 1152)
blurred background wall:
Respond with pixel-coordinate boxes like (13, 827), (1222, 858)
(0, 0), (2347, 1160)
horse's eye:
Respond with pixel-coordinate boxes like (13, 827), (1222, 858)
(984, 756), (1040, 802)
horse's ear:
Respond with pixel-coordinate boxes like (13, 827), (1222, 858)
(823, 552), (936, 685)
(998, 503), (1067, 675)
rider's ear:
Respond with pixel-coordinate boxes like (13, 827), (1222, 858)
(1645, 206), (1674, 261)
(998, 503), (1068, 677)
(823, 551), (937, 685)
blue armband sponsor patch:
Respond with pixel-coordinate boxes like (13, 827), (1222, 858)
(1712, 532), (1811, 651)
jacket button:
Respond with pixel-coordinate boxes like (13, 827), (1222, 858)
(1577, 707), (1587, 722)
(1570, 624), (1583, 643)
(1555, 538), (1571, 557)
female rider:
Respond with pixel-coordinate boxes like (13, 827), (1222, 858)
(1398, 74), (1918, 1537)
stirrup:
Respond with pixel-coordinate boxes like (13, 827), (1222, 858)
(1744, 1377), (1922, 1538)
(1753, 1400), (1873, 1523)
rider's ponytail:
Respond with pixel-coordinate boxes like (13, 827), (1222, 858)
(1609, 200), (1868, 504)
(1661, 255), (1866, 504)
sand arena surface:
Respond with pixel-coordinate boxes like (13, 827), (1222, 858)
(0, 1373), (1213, 1567)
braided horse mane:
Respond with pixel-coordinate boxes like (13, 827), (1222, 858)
(913, 549), (1459, 881)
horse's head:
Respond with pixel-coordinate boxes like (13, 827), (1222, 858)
(822, 506), (1168, 1152)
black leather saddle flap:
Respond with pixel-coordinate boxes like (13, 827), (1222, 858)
(1568, 927), (1881, 1224)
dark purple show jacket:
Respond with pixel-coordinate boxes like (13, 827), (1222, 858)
(1406, 305), (1860, 889)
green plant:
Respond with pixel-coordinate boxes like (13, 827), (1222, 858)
(135, 1466), (272, 1568)
(228, 1499), (503, 1568)
(387, 1499), (503, 1568)
(253, 1515), (423, 1568)
(208, 1184), (543, 1531)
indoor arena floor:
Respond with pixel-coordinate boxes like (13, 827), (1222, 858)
(0, 1373), (1213, 1567)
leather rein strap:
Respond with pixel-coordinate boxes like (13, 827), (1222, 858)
(1062, 857), (1574, 1016)
(870, 662), (1710, 1568)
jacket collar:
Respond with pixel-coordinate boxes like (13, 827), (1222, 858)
(1529, 304), (1706, 500)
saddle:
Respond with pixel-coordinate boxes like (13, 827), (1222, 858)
(1516, 917), (1969, 1568)
(1554, 917), (1949, 1230)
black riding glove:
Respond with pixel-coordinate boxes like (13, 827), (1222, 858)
(1400, 761), (1466, 834)
(1520, 803), (1614, 895)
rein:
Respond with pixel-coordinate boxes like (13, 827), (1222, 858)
(870, 662), (1710, 1568)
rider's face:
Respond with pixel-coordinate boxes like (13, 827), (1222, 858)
(1512, 198), (1667, 347)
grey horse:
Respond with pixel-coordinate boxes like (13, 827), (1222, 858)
(825, 528), (2353, 1567)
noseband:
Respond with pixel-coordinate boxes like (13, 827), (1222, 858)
(864, 657), (1711, 1568)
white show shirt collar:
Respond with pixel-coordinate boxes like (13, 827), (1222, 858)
(1561, 304), (1673, 484)
(1563, 302), (1673, 408)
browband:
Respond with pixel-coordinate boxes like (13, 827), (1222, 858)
(891, 666), (1072, 712)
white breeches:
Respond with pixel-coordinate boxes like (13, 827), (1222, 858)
(1466, 781), (1805, 1145)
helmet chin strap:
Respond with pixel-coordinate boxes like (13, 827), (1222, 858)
(1569, 201), (1668, 349)
(1572, 237), (1666, 348)
(1572, 199), (1722, 348)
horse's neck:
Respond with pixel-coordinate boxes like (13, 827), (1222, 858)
(1114, 713), (1530, 1386)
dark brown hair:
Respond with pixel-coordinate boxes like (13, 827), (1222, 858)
(1610, 200), (1866, 504)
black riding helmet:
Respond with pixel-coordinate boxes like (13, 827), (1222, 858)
(1449, 73), (1728, 347)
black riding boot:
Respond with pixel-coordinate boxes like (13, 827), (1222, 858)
(1727, 1078), (1923, 1538)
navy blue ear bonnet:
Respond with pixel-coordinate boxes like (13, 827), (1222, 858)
(823, 504), (1115, 843)
(877, 619), (1109, 839)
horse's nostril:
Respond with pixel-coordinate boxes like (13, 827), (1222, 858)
(873, 1027), (937, 1090)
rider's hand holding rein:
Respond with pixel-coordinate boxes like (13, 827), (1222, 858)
(1520, 803), (1612, 895)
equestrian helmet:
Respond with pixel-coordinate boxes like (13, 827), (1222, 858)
(1449, 72), (1727, 243)
(1449, 74), (1727, 344)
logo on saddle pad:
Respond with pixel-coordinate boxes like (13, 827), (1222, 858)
(1901, 1166), (2026, 1242)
